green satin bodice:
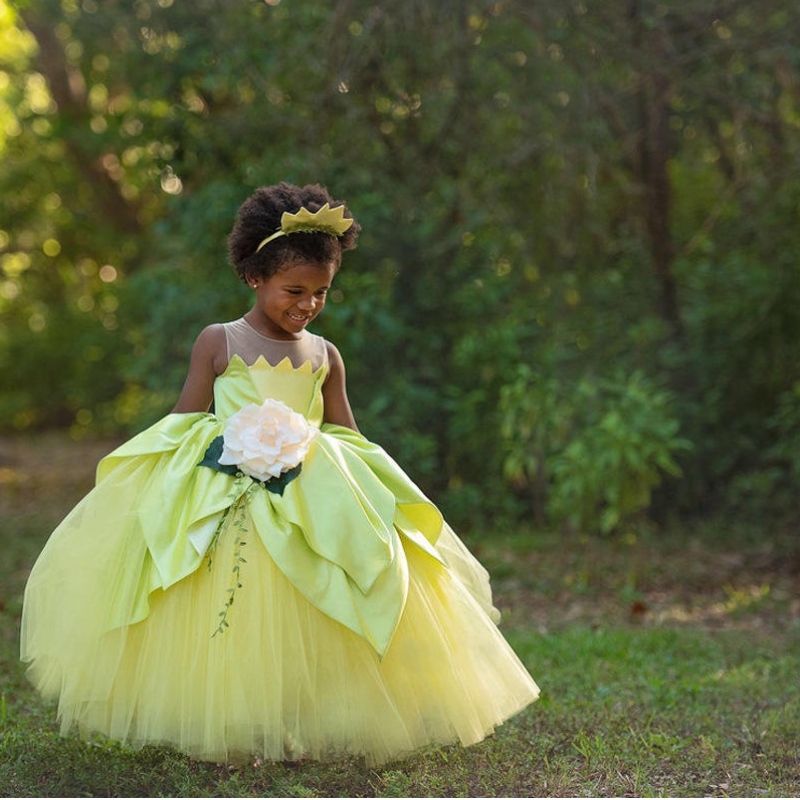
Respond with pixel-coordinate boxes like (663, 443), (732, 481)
(214, 354), (327, 425)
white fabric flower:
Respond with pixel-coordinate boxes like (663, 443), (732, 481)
(218, 398), (317, 482)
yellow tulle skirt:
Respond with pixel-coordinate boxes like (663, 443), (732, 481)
(22, 515), (538, 766)
(21, 407), (539, 766)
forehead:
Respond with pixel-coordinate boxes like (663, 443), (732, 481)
(274, 260), (336, 284)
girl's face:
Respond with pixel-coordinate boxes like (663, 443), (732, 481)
(249, 260), (336, 340)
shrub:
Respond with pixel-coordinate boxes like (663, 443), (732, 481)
(500, 368), (691, 533)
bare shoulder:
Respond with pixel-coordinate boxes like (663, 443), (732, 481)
(194, 322), (226, 351)
(171, 323), (227, 413)
(324, 339), (346, 374)
(193, 323), (228, 375)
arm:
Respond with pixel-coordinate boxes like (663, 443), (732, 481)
(172, 324), (228, 413)
(322, 341), (359, 431)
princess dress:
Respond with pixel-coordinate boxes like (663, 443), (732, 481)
(20, 319), (539, 766)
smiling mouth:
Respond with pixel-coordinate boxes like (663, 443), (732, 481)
(287, 312), (310, 323)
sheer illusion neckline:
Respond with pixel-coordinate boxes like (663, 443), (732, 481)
(241, 317), (307, 344)
(223, 318), (327, 373)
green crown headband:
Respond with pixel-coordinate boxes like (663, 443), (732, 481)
(255, 203), (354, 253)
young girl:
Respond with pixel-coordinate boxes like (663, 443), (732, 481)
(21, 182), (539, 766)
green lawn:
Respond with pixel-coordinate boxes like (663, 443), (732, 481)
(1, 434), (799, 797)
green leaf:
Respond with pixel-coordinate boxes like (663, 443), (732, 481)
(197, 436), (239, 477)
(263, 463), (302, 496)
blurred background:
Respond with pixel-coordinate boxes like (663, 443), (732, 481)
(1, 0), (799, 534)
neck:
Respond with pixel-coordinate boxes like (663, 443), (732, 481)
(243, 310), (304, 341)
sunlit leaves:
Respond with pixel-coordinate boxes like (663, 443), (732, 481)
(0, 0), (798, 526)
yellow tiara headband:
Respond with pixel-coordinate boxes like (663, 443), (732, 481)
(255, 203), (354, 253)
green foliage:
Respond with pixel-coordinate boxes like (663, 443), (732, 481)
(1, 0), (800, 528)
(501, 368), (691, 533)
(672, 243), (800, 515)
(768, 382), (800, 478)
(0, 304), (127, 430)
(719, 381), (800, 518)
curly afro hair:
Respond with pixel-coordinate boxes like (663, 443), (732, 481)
(228, 182), (361, 283)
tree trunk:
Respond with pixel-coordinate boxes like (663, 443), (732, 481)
(20, 11), (143, 238)
(630, 0), (683, 339)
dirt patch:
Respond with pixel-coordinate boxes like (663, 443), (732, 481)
(0, 432), (122, 520)
(490, 533), (800, 636)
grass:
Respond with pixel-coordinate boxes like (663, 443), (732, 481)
(1, 432), (800, 797)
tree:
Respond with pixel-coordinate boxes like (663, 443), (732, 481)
(2, 0), (800, 526)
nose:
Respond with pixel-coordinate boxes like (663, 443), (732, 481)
(297, 295), (316, 311)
